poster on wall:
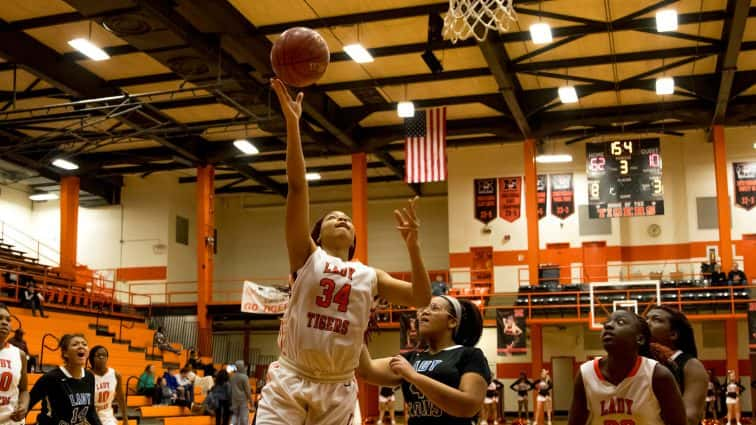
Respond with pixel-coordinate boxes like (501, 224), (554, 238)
(474, 178), (498, 224)
(749, 303), (756, 350)
(550, 173), (575, 220)
(241, 281), (288, 314)
(399, 311), (421, 352)
(537, 174), (547, 219)
(733, 162), (756, 211)
(497, 308), (527, 355)
(498, 176), (522, 222)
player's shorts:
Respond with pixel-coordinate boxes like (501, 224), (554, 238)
(537, 395), (551, 403)
(256, 361), (358, 425)
(378, 395), (395, 403)
(726, 396), (738, 405)
(98, 409), (118, 425)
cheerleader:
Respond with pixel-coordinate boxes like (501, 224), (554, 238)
(533, 369), (553, 425)
(724, 370), (745, 425)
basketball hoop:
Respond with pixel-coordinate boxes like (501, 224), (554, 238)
(443, 0), (517, 44)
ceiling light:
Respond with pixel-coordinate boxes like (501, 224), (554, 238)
(656, 77), (675, 95)
(305, 172), (321, 181)
(52, 158), (79, 170)
(29, 192), (59, 201)
(529, 23), (553, 44)
(753, 142), (756, 149)
(558, 86), (578, 104)
(656, 10), (678, 32)
(343, 44), (374, 63)
(233, 139), (259, 155)
(397, 101), (415, 118)
(536, 154), (573, 164)
(67, 38), (110, 61)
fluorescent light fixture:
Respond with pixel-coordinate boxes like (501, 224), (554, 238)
(233, 139), (259, 155)
(29, 192), (58, 201)
(753, 142), (756, 149)
(656, 10), (678, 32)
(305, 172), (322, 181)
(558, 86), (578, 104)
(536, 154), (573, 164)
(67, 38), (110, 61)
(656, 76), (675, 95)
(343, 44), (374, 63)
(397, 101), (415, 118)
(52, 158), (79, 170)
(529, 23), (553, 44)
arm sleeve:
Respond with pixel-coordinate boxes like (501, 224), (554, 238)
(459, 348), (491, 383)
(28, 373), (48, 411)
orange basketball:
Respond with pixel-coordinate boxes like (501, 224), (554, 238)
(270, 27), (330, 88)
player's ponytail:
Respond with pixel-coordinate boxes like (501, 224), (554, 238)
(452, 299), (483, 347)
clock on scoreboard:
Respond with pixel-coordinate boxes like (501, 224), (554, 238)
(586, 138), (664, 219)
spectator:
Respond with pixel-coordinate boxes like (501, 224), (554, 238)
(163, 367), (180, 399)
(710, 264), (727, 286)
(431, 274), (448, 296)
(186, 349), (204, 371)
(211, 369), (232, 425)
(230, 360), (251, 425)
(137, 365), (157, 401)
(8, 328), (38, 373)
(22, 280), (47, 318)
(728, 263), (747, 285)
(154, 377), (174, 405)
(375, 296), (390, 322)
(153, 327), (180, 354)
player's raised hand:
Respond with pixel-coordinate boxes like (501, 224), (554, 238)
(394, 196), (420, 247)
(271, 78), (303, 123)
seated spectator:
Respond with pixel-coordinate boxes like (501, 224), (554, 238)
(374, 296), (390, 322)
(138, 364), (157, 399)
(22, 280), (47, 318)
(711, 264), (727, 286)
(431, 274), (449, 296)
(728, 263), (747, 285)
(178, 366), (196, 407)
(8, 328), (38, 373)
(153, 326), (181, 354)
(154, 376), (174, 405)
(186, 349), (204, 371)
(163, 366), (181, 396)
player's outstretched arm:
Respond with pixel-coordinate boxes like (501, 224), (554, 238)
(567, 372), (588, 425)
(376, 197), (431, 307)
(356, 346), (402, 387)
(271, 78), (316, 273)
(652, 364), (686, 425)
(681, 358), (707, 425)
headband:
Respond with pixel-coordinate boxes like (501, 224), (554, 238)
(440, 295), (462, 335)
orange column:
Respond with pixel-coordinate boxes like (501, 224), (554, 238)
(524, 139), (540, 285)
(59, 176), (79, 278)
(530, 323), (544, 423)
(351, 153), (374, 419)
(351, 153), (368, 262)
(196, 165), (215, 357)
(725, 318), (739, 375)
(712, 125), (733, 271)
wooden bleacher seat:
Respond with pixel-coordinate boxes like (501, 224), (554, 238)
(139, 405), (193, 417)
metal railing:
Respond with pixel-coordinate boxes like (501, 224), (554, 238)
(119, 319), (136, 342)
(38, 333), (60, 370)
(0, 221), (60, 266)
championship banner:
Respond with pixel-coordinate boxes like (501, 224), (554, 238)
(537, 174), (547, 219)
(241, 281), (288, 315)
(399, 311), (421, 352)
(498, 177), (522, 222)
(497, 308), (527, 355)
(749, 302), (756, 350)
(550, 173), (575, 219)
(734, 162), (756, 210)
(474, 178), (497, 224)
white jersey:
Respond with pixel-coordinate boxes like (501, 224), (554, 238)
(580, 356), (663, 425)
(277, 247), (377, 381)
(94, 368), (118, 425)
(0, 344), (22, 425)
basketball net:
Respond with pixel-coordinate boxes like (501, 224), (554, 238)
(443, 0), (517, 43)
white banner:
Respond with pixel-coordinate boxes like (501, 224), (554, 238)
(241, 281), (289, 315)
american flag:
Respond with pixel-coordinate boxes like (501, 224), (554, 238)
(404, 107), (447, 183)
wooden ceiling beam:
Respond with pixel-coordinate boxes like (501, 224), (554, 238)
(712, 0), (751, 124)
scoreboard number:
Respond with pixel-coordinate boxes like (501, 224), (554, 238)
(587, 139), (665, 218)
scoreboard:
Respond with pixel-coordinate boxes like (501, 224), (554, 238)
(586, 138), (664, 218)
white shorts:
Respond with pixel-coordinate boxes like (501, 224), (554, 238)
(518, 395), (528, 402)
(98, 410), (118, 425)
(537, 395), (551, 403)
(256, 361), (358, 425)
(726, 397), (738, 405)
(379, 395), (395, 403)
(484, 397), (494, 404)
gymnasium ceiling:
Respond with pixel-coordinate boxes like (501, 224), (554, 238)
(0, 0), (754, 206)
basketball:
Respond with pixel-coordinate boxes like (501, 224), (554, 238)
(270, 27), (330, 88)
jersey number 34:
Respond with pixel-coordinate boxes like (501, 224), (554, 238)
(315, 278), (352, 312)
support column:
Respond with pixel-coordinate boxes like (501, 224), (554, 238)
(523, 139), (540, 285)
(351, 153), (374, 419)
(712, 125), (733, 271)
(59, 176), (79, 278)
(196, 165), (215, 357)
(351, 153), (368, 262)
(725, 318), (739, 375)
